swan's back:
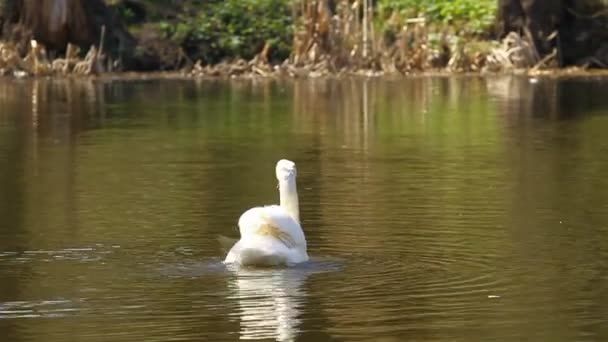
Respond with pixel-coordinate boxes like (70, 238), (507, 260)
(225, 206), (308, 266)
(238, 206), (306, 247)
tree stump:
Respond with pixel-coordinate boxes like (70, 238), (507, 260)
(1, 0), (136, 67)
(496, 0), (608, 67)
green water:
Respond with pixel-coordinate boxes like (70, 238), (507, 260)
(1, 76), (608, 341)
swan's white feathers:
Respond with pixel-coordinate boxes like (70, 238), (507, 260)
(226, 205), (308, 266)
(225, 238), (294, 267)
(237, 205), (305, 248)
(224, 159), (308, 267)
(276, 159), (296, 181)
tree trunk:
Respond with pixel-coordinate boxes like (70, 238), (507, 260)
(496, 0), (608, 67)
(1, 0), (135, 65)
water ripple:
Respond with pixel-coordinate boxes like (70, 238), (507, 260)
(0, 299), (80, 319)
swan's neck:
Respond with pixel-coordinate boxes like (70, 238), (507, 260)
(279, 178), (300, 224)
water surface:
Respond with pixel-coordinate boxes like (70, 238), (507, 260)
(1, 76), (608, 341)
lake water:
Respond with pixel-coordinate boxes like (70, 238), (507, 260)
(1, 75), (608, 341)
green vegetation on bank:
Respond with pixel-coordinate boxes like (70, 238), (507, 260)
(118, 0), (496, 64)
(158, 0), (293, 63)
(377, 0), (496, 35)
(2, 0), (607, 76)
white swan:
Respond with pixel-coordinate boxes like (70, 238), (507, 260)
(224, 159), (308, 267)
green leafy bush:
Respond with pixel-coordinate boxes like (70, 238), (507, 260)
(163, 0), (293, 64)
(377, 0), (497, 35)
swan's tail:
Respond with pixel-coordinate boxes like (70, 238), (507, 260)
(217, 235), (239, 254)
(238, 247), (289, 267)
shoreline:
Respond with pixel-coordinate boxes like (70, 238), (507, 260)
(2, 1), (607, 84)
(4, 67), (608, 82)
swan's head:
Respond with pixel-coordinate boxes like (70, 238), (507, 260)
(276, 159), (297, 183)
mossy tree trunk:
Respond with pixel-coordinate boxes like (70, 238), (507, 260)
(1, 0), (135, 65)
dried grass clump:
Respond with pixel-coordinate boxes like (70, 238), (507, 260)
(188, 42), (281, 78)
(485, 31), (560, 72)
(487, 31), (540, 70)
(289, 0), (384, 74)
(185, 1), (570, 78)
(0, 36), (108, 77)
(285, 0), (507, 76)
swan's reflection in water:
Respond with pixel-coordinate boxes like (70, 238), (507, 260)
(227, 266), (310, 341)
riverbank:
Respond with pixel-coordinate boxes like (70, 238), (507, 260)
(5, 65), (608, 83)
(1, 0), (607, 79)
(5, 42), (608, 81)
(0, 30), (595, 80)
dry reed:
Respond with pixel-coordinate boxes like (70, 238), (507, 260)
(188, 0), (519, 78)
(1, 0), (574, 79)
(0, 28), (108, 77)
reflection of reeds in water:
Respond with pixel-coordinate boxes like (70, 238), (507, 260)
(290, 77), (503, 254)
(0, 79), (106, 246)
(0, 78), (104, 138)
(485, 76), (559, 121)
(288, 79), (402, 252)
(290, 78), (451, 151)
(291, 78), (376, 151)
(0, 79), (107, 243)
